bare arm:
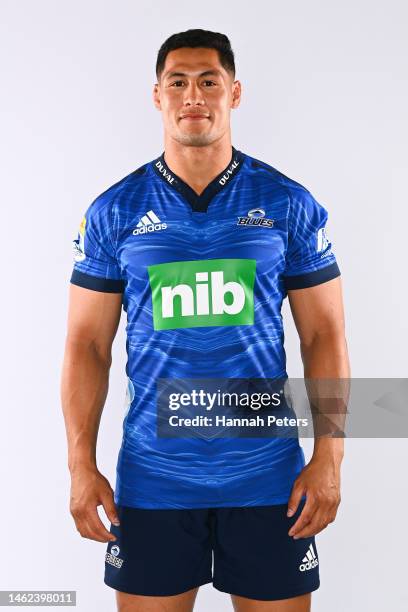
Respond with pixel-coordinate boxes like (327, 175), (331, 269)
(289, 274), (350, 441)
(61, 284), (123, 542)
(285, 276), (350, 538)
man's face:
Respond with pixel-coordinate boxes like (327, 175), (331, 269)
(153, 47), (241, 147)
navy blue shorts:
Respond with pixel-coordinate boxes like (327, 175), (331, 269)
(104, 499), (320, 601)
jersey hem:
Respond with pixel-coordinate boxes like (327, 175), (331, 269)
(113, 494), (298, 510)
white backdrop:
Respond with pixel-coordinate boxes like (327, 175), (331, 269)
(0, 0), (407, 610)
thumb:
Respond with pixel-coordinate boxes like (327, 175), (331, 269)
(287, 481), (305, 517)
(101, 490), (121, 526)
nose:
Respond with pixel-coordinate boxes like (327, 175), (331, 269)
(183, 81), (205, 106)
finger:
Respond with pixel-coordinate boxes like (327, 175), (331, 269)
(287, 483), (306, 518)
(292, 510), (328, 539)
(84, 506), (117, 542)
(100, 492), (121, 526)
(75, 516), (111, 542)
(293, 497), (339, 538)
(74, 517), (89, 539)
(288, 495), (317, 536)
(83, 520), (117, 543)
(78, 521), (111, 542)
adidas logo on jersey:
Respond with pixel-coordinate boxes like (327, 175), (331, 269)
(299, 543), (319, 572)
(133, 210), (167, 236)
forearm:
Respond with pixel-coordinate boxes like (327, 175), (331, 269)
(300, 331), (350, 458)
(61, 337), (111, 474)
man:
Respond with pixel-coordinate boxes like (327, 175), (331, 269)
(61, 29), (349, 612)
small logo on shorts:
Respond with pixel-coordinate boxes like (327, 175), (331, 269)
(106, 544), (124, 568)
(299, 543), (318, 572)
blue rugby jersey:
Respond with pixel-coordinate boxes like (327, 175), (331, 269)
(70, 146), (341, 509)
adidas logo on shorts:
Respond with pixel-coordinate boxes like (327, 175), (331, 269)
(299, 543), (319, 572)
(133, 210), (167, 236)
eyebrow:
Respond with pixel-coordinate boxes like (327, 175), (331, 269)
(164, 69), (221, 80)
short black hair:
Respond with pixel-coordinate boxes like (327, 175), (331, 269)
(156, 29), (235, 81)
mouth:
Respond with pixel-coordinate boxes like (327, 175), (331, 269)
(179, 114), (210, 121)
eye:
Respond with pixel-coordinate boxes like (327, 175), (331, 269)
(203, 80), (216, 86)
(171, 80), (184, 87)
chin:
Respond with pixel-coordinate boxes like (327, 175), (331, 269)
(174, 132), (217, 147)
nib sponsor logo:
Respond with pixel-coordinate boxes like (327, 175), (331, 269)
(133, 210), (167, 236)
(299, 543), (319, 572)
(147, 258), (256, 331)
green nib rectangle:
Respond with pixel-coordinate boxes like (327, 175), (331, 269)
(148, 258), (256, 331)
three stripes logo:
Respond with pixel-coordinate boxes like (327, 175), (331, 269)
(133, 210), (167, 236)
(299, 543), (319, 572)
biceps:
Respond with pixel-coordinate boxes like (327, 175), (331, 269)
(287, 276), (345, 344)
(66, 284), (123, 355)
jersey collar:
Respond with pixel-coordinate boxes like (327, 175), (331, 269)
(151, 146), (244, 212)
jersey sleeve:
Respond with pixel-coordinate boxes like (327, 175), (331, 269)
(283, 188), (341, 290)
(70, 196), (125, 293)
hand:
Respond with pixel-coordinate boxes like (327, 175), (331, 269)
(287, 454), (341, 539)
(69, 466), (120, 543)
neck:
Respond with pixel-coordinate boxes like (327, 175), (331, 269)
(163, 134), (233, 196)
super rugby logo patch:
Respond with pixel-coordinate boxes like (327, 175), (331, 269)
(237, 208), (274, 228)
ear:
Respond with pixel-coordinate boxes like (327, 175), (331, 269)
(153, 83), (161, 110)
(231, 80), (241, 109)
